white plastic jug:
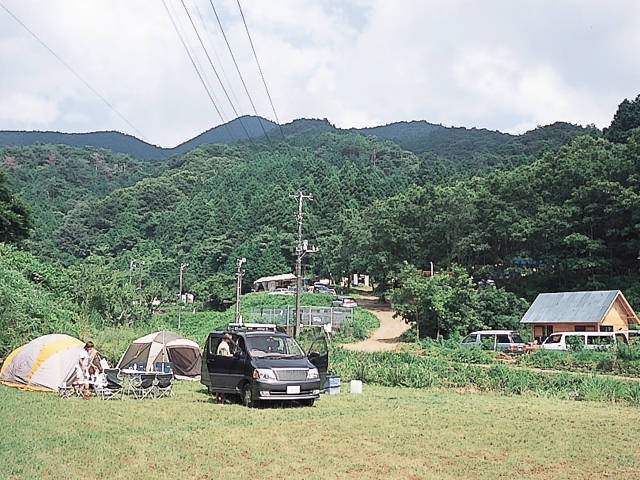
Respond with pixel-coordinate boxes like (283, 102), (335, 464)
(350, 380), (362, 394)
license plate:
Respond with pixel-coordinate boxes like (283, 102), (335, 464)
(287, 385), (300, 394)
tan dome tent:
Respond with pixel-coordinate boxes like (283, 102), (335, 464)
(116, 331), (201, 380)
(0, 334), (84, 392)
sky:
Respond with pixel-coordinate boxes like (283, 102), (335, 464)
(0, 0), (639, 148)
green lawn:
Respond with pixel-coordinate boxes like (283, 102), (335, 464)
(1, 381), (639, 479)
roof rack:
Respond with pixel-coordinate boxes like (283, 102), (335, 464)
(227, 322), (277, 332)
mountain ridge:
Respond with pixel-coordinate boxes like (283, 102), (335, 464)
(0, 115), (591, 161)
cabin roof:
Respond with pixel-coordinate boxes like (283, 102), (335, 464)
(520, 290), (632, 324)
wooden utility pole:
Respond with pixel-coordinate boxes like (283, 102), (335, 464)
(290, 192), (316, 337)
(235, 258), (246, 324)
(178, 263), (188, 329)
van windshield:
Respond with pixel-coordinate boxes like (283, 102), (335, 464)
(544, 334), (562, 344)
(245, 335), (305, 358)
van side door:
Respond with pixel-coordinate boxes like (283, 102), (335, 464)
(205, 333), (245, 391)
(307, 335), (329, 386)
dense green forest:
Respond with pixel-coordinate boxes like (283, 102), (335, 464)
(1, 94), (639, 356)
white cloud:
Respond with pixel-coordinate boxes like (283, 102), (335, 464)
(0, 92), (58, 124)
(0, 0), (639, 146)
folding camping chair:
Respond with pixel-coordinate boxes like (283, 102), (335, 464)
(59, 372), (89, 399)
(153, 373), (174, 399)
(58, 381), (75, 399)
(132, 372), (156, 400)
(101, 368), (124, 401)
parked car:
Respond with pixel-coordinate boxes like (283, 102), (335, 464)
(540, 331), (628, 351)
(268, 287), (296, 295)
(332, 296), (357, 308)
(201, 323), (328, 407)
(313, 284), (336, 295)
(460, 330), (526, 354)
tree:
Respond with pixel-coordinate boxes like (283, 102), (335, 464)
(390, 263), (479, 339)
(66, 256), (148, 327)
(604, 94), (640, 143)
(0, 170), (32, 245)
(0, 244), (79, 356)
(390, 263), (530, 339)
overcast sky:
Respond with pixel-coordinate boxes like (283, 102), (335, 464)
(0, 1), (639, 148)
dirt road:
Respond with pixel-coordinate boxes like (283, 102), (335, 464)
(343, 295), (411, 352)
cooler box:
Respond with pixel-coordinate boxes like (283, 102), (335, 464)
(323, 375), (341, 394)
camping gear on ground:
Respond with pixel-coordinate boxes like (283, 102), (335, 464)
(350, 380), (363, 394)
(0, 334), (84, 392)
(101, 368), (125, 401)
(130, 372), (157, 400)
(154, 373), (174, 398)
(116, 331), (201, 380)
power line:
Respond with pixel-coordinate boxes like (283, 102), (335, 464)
(180, 0), (252, 140)
(236, 0), (285, 140)
(190, 1), (244, 114)
(209, 0), (271, 141)
(162, 0), (237, 142)
(0, 1), (148, 141)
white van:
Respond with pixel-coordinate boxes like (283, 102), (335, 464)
(460, 330), (526, 354)
(540, 331), (628, 351)
(620, 330), (640, 344)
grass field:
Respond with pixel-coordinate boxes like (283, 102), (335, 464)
(2, 381), (639, 480)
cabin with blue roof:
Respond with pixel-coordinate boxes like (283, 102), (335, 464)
(520, 290), (639, 344)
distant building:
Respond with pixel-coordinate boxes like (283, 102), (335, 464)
(252, 273), (297, 292)
(520, 290), (639, 343)
(180, 293), (194, 304)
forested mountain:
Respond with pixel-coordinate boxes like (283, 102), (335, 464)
(1, 94), (640, 347)
(0, 144), (164, 256)
(0, 116), (278, 160)
(0, 115), (590, 166)
(0, 130), (167, 160)
(4, 134), (424, 304)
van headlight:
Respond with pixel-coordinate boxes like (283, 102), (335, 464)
(253, 368), (277, 381)
(307, 367), (319, 380)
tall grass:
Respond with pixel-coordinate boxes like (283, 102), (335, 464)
(329, 346), (640, 405)
(516, 344), (640, 377)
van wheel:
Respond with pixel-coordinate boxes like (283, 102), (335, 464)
(241, 384), (256, 408)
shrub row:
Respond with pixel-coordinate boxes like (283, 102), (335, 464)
(329, 346), (640, 405)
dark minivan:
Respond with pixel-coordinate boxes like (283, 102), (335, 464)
(201, 323), (328, 407)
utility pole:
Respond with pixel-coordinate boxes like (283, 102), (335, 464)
(137, 261), (145, 305)
(178, 262), (188, 329)
(235, 258), (247, 325)
(290, 192), (317, 337)
(129, 259), (136, 285)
